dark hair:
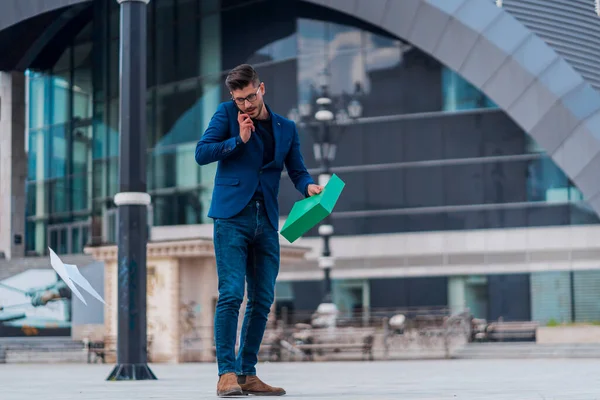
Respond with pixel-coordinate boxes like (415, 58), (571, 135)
(225, 64), (260, 92)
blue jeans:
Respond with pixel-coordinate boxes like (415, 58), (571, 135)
(213, 199), (280, 376)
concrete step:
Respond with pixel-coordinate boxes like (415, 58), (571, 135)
(453, 343), (600, 359)
(0, 337), (87, 363)
(4, 349), (88, 363)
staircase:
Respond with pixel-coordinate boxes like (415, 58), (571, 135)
(0, 337), (87, 363)
(453, 342), (600, 359)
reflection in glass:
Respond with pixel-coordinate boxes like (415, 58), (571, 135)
(442, 68), (497, 111)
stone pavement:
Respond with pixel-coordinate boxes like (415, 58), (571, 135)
(1, 359), (599, 399)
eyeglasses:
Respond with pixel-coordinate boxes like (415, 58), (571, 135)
(232, 85), (262, 105)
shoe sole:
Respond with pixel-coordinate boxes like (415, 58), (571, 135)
(217, 389), (245, 397)
(242, 390), (286, 396)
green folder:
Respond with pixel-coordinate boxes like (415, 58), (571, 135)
(280, 174), (345, 243)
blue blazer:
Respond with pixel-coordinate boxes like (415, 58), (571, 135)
(195, 101), (315, 231)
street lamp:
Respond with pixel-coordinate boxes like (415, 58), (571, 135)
(288, 71), (363, 306)
(108, 0), (156, 381)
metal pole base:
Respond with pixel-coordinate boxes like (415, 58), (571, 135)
(107, 363), (157, 381)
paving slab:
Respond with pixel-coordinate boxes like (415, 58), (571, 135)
(1, 359), (599, 399)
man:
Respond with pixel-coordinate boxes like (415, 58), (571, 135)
(195, 64), (322, 397)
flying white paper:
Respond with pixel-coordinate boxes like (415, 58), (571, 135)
(63, 263), (105, 305)
(48, 247), (105, 305)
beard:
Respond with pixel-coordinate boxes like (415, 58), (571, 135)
(244, 101), (264, 119)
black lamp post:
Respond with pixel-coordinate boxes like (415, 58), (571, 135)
(107, 0), (156, 381)
(289, 71), (363, 305)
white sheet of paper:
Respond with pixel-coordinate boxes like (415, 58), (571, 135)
(48, 247), (105, 305)
(63, 263), (105, 304)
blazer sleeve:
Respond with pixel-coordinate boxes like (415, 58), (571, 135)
(284, 122), (315, 197)
(195, 103), (245, 166)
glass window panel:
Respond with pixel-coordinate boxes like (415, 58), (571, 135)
(29, 76), (47, 129)
(221, 1), (295, 70)
(73, 42), (92, 70)
(298, 19), (326, 56)
(50, 125), (67, 178)
(153, 190), (204, 226)
(328, 48), (363, 100)
(109, 39), (119, 98)
(82, 226), (89, 249)
(482, 114), (526, 157)
(176, 20), (199, 81)
(25, 182), (37, 218)
(297, 52), (327, 107)
(73, 44), (93, 121)
(27, 129), (39, 180)
(75, 21), (93, 44)
(50, 230), (59, 252)
(271, 33), (298, 61)
(201, 0), (219, 14)
(51, 76), (70, 125)
(527, 204), (570, 227)
(570, 204), (600, 225)
(93, 119), (107, 160)
(177, 0), (199, 24)
(72, 227), (81, 254)
(59, 228), (68, 254)
(73, 126), (91, 176)
(367, 31), (399, 50)
(156, 0), (175, 28)
(51, 179), (67, 214)
(92, 159), (107, 199)
(484, 159), (529, 204)
(108, 157), (119, 197)
(72, 174), (88, 212)
(403, 119), (444, 162)
(254, 60), (298, 123)
(53, 47), (71, 74)
(486, 208), (528, 229)
(154, 82), (201, 148)
(443, 117), (484, 159)
(25, 221), (36, 252)
(156, 26), (176, 84)
(442, 68), (497, 112)
(175, 143), (200, 188)
(327, 23), (362, 52)
(403, 168), (445, 208)
(446, 211), (487, 231)
(109, 2), (119, 39)
(108, 99), (120, 157)
(151, 150), (176, 190)
(444, 164), (484, 206)
(525, 157), (569, 202)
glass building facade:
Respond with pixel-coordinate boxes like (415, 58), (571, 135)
(24, 0), (599, 256)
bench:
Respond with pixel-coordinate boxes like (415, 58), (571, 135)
(486, 322), (538, 342)
(290, 327), (376, 361)
(86, 335), (154, 363)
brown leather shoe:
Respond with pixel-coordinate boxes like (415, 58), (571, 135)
(238, 375), (286, 396)
(217, 372), (243, 397)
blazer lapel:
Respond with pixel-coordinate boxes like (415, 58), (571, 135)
(261, 105), (283, 169)
(271, 113), (282, 164)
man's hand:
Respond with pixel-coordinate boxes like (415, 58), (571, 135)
(307, 184), (323, 196)
(238, 112), (255, 143)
